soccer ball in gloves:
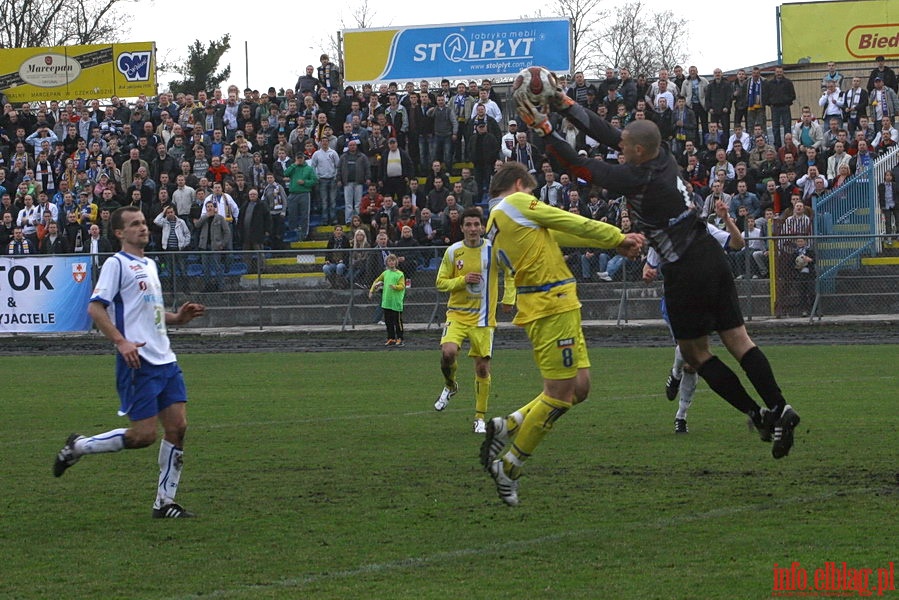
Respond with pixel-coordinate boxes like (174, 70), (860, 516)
(512, 67), (561, 108)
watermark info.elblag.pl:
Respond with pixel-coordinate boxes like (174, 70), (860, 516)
(773, 562), (895, 597)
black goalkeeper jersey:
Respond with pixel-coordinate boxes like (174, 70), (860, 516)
(543, 104), (709, 263)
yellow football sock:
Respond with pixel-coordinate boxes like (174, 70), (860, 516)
(505, 397), (543, 436)
(505, 393), (570, 479)
(474, 375), (490, 420)
(441, 362), (457, 389)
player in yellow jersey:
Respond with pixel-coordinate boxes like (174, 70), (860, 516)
(435, 207), (515, 433)
(479, 162), (645, 506)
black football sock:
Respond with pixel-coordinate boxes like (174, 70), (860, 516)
(739, 346), (786, 414)
(696, 356), (760, 415)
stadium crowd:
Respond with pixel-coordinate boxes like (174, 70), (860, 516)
(1, 53), (897, 301)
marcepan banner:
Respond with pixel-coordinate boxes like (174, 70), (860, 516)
(0, 43), (156, 102)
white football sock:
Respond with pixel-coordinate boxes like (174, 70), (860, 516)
(154, 440), (184, 509)
(676, 371), (698, 420)
(74, 429), (127, 455)
(672, 346), (686, 379)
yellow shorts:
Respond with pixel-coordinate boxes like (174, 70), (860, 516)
(523, 309), (590, 379)
(440, 320), (495, 358)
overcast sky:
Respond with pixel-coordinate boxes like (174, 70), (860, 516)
(132, 0), (788, 93)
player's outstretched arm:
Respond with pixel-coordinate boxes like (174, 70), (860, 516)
(616, 233), (646, 258)
(521, 196), (627, 249)
(167, 302), (206, 326)
(715, 200), (745, 251)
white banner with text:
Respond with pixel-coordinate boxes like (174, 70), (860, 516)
(0, 256), (93, 333)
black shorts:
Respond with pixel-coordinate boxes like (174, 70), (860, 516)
(661, 234), (744, 340)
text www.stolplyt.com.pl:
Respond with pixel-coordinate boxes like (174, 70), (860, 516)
(773, 562), (895, 597)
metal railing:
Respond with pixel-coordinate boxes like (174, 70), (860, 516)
(811, 146), (899, 296)
(5, 231), (894, 337)
(124, 236), (897, 330)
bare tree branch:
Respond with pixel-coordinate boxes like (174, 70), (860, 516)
(590, 1), (687, 78)
(558, 0), (605, 75)
(0, 0), (130, 48)
(650, 10), (689, 72)
(525, 0), (605, 76)
(350, 0), (378, 29)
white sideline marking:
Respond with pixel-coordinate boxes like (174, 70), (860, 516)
(169, 488), (877, 600)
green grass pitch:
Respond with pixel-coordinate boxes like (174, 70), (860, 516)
(3, 345), (897, 599)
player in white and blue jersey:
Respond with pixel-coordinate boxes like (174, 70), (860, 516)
(53, 205), (206, 519)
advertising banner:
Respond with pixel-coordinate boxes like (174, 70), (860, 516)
(780, 0), (899, 63)
(0, 256), (93, 333)
(0, 42), (156, 102)
(343, 19), (571, 84)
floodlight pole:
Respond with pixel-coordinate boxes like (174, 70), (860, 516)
(775, 6), (783, 64)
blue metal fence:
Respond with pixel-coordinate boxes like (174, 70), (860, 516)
(812, 146), (899, 293)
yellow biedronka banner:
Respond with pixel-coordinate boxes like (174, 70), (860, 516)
(780, 0), (899, 63)
(0, 43), (156, 102)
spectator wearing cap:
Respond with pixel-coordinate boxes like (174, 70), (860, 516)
(76, 190), (98, 225)
(867, 56), (898, 93)
(501, 120), (519, 159)
(16, 175), (37, 198)
(231, 138), (255, 181)
(869, 76), (899, 123)
(92, 172), (114, 201)
(197, 101), (221, 135)
(601, 85), (624, 119)
(469, 103), (501, 140)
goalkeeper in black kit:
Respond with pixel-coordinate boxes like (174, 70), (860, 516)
(513, 67), (800, 459)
